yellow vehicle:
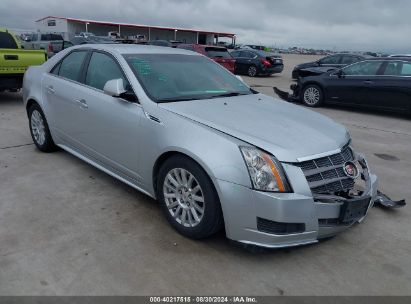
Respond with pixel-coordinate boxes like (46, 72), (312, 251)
(0, 28), (46, 91)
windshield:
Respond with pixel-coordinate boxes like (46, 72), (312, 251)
(124, 54), (252, 102)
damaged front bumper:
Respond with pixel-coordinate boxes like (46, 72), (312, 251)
(274, 84), (301, 103)
(215, 151), (379, 249)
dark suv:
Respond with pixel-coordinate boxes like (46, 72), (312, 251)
(230, 49), (284, 77)
(292, 53), (368, 79)
(177, 44), (236, 73)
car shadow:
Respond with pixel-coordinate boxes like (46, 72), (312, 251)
(0, 91), (23, 104)
(289, 100), (411, 121)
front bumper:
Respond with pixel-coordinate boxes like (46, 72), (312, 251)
(215, 157), (378, 248)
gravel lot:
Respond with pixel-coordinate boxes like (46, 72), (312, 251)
(0, 54), (410, 296)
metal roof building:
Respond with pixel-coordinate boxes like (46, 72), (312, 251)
(35, 16), (236, 45)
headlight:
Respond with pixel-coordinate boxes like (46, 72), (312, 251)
(240, 146), (291, 192)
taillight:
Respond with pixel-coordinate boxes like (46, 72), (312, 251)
(261, 59), (271, 67)
(48, 44), (54, 53)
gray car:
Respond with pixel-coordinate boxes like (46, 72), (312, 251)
(22, 44), (378, 248)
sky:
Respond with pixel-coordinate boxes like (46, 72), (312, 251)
(1, 0), (410, 53)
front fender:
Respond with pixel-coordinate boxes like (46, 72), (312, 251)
(138, 109), (253, 197)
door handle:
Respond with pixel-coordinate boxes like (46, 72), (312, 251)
(4, 54), (18, 60)
(46, 86), (55, 94)
(75, 99), (88, 109)
(364, 80), (374, 85)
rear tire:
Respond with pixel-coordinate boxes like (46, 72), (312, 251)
(301, 84), (323, 107)
(247, 65), (258, 77)
(28, 103), (58, 152)
(156, 155), (224, 239)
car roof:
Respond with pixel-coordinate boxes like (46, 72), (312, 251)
(70, 44), (200, 56)
(366, 57), (411, 62)
(178, 44), (227, 49)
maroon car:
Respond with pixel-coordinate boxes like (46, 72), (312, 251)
(177, 44), (236, 73)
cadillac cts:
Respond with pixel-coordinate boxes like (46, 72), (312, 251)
(22, 45), (378, 248)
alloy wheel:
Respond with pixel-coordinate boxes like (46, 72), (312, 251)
(303, 87), (321, 105)
(163, 168), (205, 228)
(31, 110), (46, 145)
(248, 66), (257, 77)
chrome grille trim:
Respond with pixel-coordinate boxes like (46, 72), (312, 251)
(293, 146), (356, 194)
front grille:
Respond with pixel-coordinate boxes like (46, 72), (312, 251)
(257, 218), (305, 235)
(293, 146), (356, 194)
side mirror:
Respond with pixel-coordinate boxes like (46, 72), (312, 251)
(103, 79), (127, 97)
(335, 69), (345, 78)
(103, 79), (138, 102)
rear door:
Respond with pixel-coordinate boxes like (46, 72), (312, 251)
(367, 60), (411, 111)
(324, 61), (383, 105)
(42, 50), (89, 145)
(231, 51), (249, 73)
(240, 51), (257, 73)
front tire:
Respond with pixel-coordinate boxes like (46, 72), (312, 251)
(156, 155), (223, 239)
(301, 84), (323, 107)
(28, 103), (57, 152)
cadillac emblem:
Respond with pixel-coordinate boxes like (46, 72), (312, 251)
(343, 161), (360, 179)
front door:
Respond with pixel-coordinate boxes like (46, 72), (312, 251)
(325, 60), (384, 105)
(72, 51), (144, 182)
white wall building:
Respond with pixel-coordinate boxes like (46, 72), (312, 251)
(35, 16), (236, 45)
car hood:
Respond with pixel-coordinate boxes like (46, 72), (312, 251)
(159, 94), (350, 162)
(295, 61), (318, 69)
(299, 66), (337, 77)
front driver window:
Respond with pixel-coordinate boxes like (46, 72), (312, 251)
(85, 52), (130, 91)
(343, 61), (383, 76)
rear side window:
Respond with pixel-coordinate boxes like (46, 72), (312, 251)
(343, 61), (383, 76)
(0, 32), (18, 49)
(241, 51), (255, 58)
(50, 34), (63, 40)
(58, 51), (88, 81)
(205, 47), (232, 59)
(41, 34), (63, 41)
(400, 62), (411, 76)
(85, 52), (130, 91)
(382, 61), (411, 76)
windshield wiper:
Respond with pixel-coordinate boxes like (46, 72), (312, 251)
(157, 97), (201, 103)
(208, 92), (251, 99)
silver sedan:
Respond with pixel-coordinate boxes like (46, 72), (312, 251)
(22, 45), (378, 248)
